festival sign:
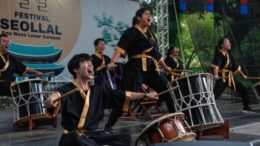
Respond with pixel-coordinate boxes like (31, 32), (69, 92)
(0, 0), (81, 60)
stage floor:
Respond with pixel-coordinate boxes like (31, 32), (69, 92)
(0, 99), (260, 146)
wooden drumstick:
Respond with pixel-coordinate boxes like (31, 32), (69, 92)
(246, 77), (260, 80)
(43, 71), (55, 76)
(53, 88), (79, 103)
(157, 86), (178, 96)
(217, 76), (231, 79)
(171, 69), (191, 72)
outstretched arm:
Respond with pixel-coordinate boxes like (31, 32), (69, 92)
(126, 91), (158, 101)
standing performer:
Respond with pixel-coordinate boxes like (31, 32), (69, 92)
(91, 38), (111, 85)
(0, 33), (43, 96)
(211, 38), (253, 111)
(45, 53), (158, 146)
(164, 47), (184, 81)
(91, 38), (119, 134)
(106, 8), (176, 131)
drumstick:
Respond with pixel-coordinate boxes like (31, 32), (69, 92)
(43, 71), (55, 76)
(157, 86), (178, 96)
(246, 77), (260, 80)
(217, 76), (231, 79)
(53, 88), (79, 103)
(171, 69), (191, 72)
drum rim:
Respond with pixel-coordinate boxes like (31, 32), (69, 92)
(138, 112), (185, 139)
(174, 73), (212, 82)
(10, 79), (48, 87)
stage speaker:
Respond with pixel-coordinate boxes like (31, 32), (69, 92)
(149, 141), (251, 146)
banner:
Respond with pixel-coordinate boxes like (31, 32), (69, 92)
(0, 0), (81, 60)
(1, 0), (139, 80)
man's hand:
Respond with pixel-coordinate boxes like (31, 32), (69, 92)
(214, 75), (220, 80)
(44, 93), (59, 108)
(146, 91), (158, 100)
(242, 74), (248, 80)
(107, 62), (117, 70)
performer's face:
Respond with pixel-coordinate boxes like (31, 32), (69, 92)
(222, 39), (231, 51)
(138, 10), (152, 27)
(0, 36), (9, 53)
(76, 61), (94, 81)
(172, 48), (179, 56)
(96, 40), (105, 54)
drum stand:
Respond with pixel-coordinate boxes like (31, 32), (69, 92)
(121, 84), (163, 120)
(120, 100), (163, 120)
(196, 120), (230, 139)
(13, 115), (57, 131)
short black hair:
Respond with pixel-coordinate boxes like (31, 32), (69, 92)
(94, 38), (105, 47)
(68, 53), (91, 78)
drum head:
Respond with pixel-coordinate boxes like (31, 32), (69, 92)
(174, 73), (212, 82)
(138, 113), (184, 140)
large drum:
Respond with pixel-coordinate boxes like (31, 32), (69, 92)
(10, 79), (50, 125)
(172, 73), (224, 130)
(171, 73), (224, 130)
(98, 62), (124, 89)
(135, 113), (196, 145)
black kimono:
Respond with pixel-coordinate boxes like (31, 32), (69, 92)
(49, 81), (130, 146)
(164, 55), (183, 81)
(114, 24), (175, 113)
(91, 53), (111, 86)
(0, 53), (28, 96)
(211, 50), (250, 108)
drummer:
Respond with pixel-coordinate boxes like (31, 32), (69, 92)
(90, 38), (121, 134)
(0, 32), (43, 96)
(45, 53), (158, 146)
(164, 47), (184, 81)
(211, 38), (253, 112)
(91, 38), (111, 85)
(107, 8), (176, 135)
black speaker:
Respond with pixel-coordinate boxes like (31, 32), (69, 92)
(149, 141), (251, 146)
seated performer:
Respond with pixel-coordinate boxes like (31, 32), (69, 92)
(44, 53), (158, 146)
(211, 38), (253, 111)
(0, 32), (43, 96)
(164, 47), (184, 81)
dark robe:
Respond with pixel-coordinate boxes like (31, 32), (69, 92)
(91, 53), (111, 86)
(211, 50), (250, 108)
(164, 55), (183, 81)
(49, 82), (130, 146)
(114, 24), (175, 113)
(0, 53), (27, 96)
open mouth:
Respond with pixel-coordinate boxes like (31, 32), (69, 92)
(87, 68), (93, 75)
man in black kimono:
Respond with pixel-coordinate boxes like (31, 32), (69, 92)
(0, 33), (43, 96)
(212, 38), (252, 111)
(165, 47), (184, 81)
(45, 53), (158, 146)
(91, 38), (111, 86)
(91, 38), (121, 134)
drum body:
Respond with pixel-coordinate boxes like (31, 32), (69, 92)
(172, 73), (224, 130)
(137, 113), (196, 145)
(10, 79), (49, 123)
(97, 62), (124, 89)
